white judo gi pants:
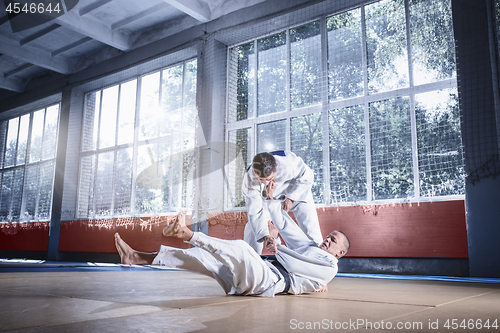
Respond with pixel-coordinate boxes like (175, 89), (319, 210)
(152, 232), (284, 297)
(244, 195), (323, 254)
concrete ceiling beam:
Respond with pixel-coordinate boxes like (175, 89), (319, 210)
(0, 75), (26, 92)
(0, 35), (71, 74)
(56, 11), (131, 51)
(162, 0), (211, 23)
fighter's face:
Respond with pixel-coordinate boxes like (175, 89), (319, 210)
(320, 231), (347, 259)
(254, 171), (275, 186)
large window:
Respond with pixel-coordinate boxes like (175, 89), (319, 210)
(78, 59), (197, 219)
(0, 105), (60, 222)
(226, 0), (463, 208)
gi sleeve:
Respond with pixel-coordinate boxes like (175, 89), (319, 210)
(280, 152), (314, 202)
(276, 245), (338, 287)
(242, 168), (271, 242)
(266, 199), (315, 249)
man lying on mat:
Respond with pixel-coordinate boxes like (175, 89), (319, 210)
(115, 201), (350, 297)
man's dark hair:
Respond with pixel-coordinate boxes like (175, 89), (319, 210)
(252, 152), (276, 178)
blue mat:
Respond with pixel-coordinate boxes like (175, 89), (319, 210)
(1, 259), (499, 284)
(336, 272), (500, 284)
(0, 259), (180, 272)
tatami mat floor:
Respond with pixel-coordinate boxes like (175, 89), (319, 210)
(1, 261), (499, 332)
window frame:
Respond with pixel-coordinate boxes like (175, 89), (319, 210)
(224, 0), (463, 211)
(0, 103), (61, 222)
(77, 58), (198, 220)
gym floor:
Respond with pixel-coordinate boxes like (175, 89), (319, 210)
(1, 261), (499, 333)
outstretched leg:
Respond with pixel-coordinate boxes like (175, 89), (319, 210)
(114, 233), (156, 265)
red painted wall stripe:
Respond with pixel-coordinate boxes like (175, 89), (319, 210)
(208, 200), (468, 258)
(1, 201), (467, 258)
(0, 222), (49, 251)
(58, 216), (191, 253)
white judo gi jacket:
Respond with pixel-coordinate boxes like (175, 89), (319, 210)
(242, 151), (323, 250)
(267, 200), (338, 294)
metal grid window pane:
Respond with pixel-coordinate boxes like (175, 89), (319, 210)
(135, 142), (170, 215)
(290, 21), (322, 110)
(117, 80), (137, 146)
(42, 105), (59, 160)
(4, 118), (19, 168)
(162, 65), (183, 112)
(409, 0), (456, 85)
(328, 8), (364, 101)
(370, 97), (414, 200)
(226, 128), (253, 208)
(37, 161), (55, 219)
(416, 89), (464, 197)
(258, 33), (287, 116)
(10, 168), (24, 221)
(365, 0), (409, 94)
(184, 60), (198, 107)
(329, 105), (367, 203)
(291, 114), (323, 202)
(29, 110), (45, 163)
(16, 115), (30, 165)
(227, 43), (256, 122)
(257, 120), (286, 153)
(139, 72), (161, 141)
(160, 65), (183, 138)
(24, 165), (39, 220)
(77, 155), (96, 217)
(95, 151), (114, 217)
(114, 148), (133, 216)
(0, 171), (13, 219)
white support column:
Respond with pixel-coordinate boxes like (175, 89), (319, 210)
(194, 37), (228, 234)
(47, 88), (71, 260)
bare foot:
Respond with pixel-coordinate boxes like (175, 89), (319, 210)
(314, 285), (329, 293)
(268, 220), (279, 238)
(115, 233), (136, 264)
(163, 211), (193, 241)
(114, 233), (155, 265)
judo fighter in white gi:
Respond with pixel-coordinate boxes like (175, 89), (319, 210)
(114, 201), (350, 297)
(243, 151), (324, 254)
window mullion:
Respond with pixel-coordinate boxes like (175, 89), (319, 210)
(20, 114), (32, 221)
(410, 95), (419, 198)
(24, 112), (34, 219)
(40, 108), (48, 161)
(178, 62), (187, 208)
(34, 109), (48, 219)
(361, 5), (372, 202)
(92, 92), (104, 219)
(405, 0), (414, 88)
(0, 122), (7, 169)
(110, 85), (123, 216)
(130, 78), (141, 216)
(405, 0), (420, 198)
(253, 40), (258, 157)
(320, 16), (330, 205)
(286, 29), (291, 152)
(14, 116), (20, 166)
(167, 67), (175, 209)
